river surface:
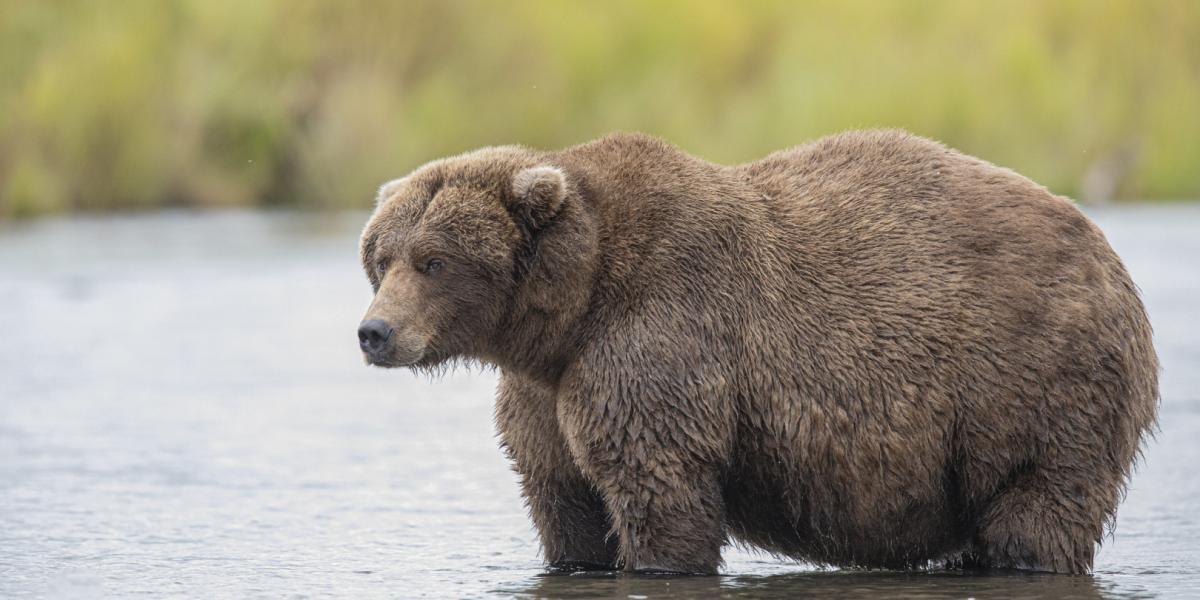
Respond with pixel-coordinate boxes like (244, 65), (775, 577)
(1, 207), (1197, 599)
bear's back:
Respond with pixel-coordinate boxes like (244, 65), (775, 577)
(558, 131), (1144, 375)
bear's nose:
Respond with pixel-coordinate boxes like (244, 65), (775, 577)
(358, 319), (393, 355)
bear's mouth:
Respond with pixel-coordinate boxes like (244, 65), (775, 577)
(364, 353), (416, 369)
(364, 347), (447, 370)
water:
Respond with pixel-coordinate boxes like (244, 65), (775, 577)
(0, 207), (1197, 599)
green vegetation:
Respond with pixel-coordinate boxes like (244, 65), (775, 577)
(1, 0), (1197, 218)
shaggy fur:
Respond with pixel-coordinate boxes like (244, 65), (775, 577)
(358, 130), (1158, 575)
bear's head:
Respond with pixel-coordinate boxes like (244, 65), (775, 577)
(357, 147), (594, 373)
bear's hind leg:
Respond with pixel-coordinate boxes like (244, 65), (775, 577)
(975, 464), (1119, 574)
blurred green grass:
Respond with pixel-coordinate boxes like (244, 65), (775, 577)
(1, 0), (1197, 218)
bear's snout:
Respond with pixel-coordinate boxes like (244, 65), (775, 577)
(358, 318), (426, 367)
(358, 319), (393, 355)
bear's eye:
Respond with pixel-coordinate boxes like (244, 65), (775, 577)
(375, 259), (390, 278)
(424, 258), (444, 274)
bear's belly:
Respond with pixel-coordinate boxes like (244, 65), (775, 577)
(722, 453), (971, 567)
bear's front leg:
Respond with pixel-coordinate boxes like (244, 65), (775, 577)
(519, 473), (617, 571)
(588, 457), (726, 574)
(559, 355), (733, 574)
(496, 374), (618, 571)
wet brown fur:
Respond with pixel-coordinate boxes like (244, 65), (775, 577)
(358, 130), (1159, 574)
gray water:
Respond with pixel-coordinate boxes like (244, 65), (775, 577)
(0, 207), (1197, 599)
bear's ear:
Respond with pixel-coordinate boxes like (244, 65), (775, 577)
(375, 176), (408, 206)
(509, 165), (566, 231)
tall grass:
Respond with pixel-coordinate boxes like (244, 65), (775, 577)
(1, 0), (1197, 218)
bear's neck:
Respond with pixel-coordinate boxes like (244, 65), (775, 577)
(482, 181), (600, 383)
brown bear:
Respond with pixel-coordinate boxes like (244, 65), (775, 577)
(357, 130), (1158, 575)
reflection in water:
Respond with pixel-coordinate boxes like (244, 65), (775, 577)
(505, 571), (1126, 600)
